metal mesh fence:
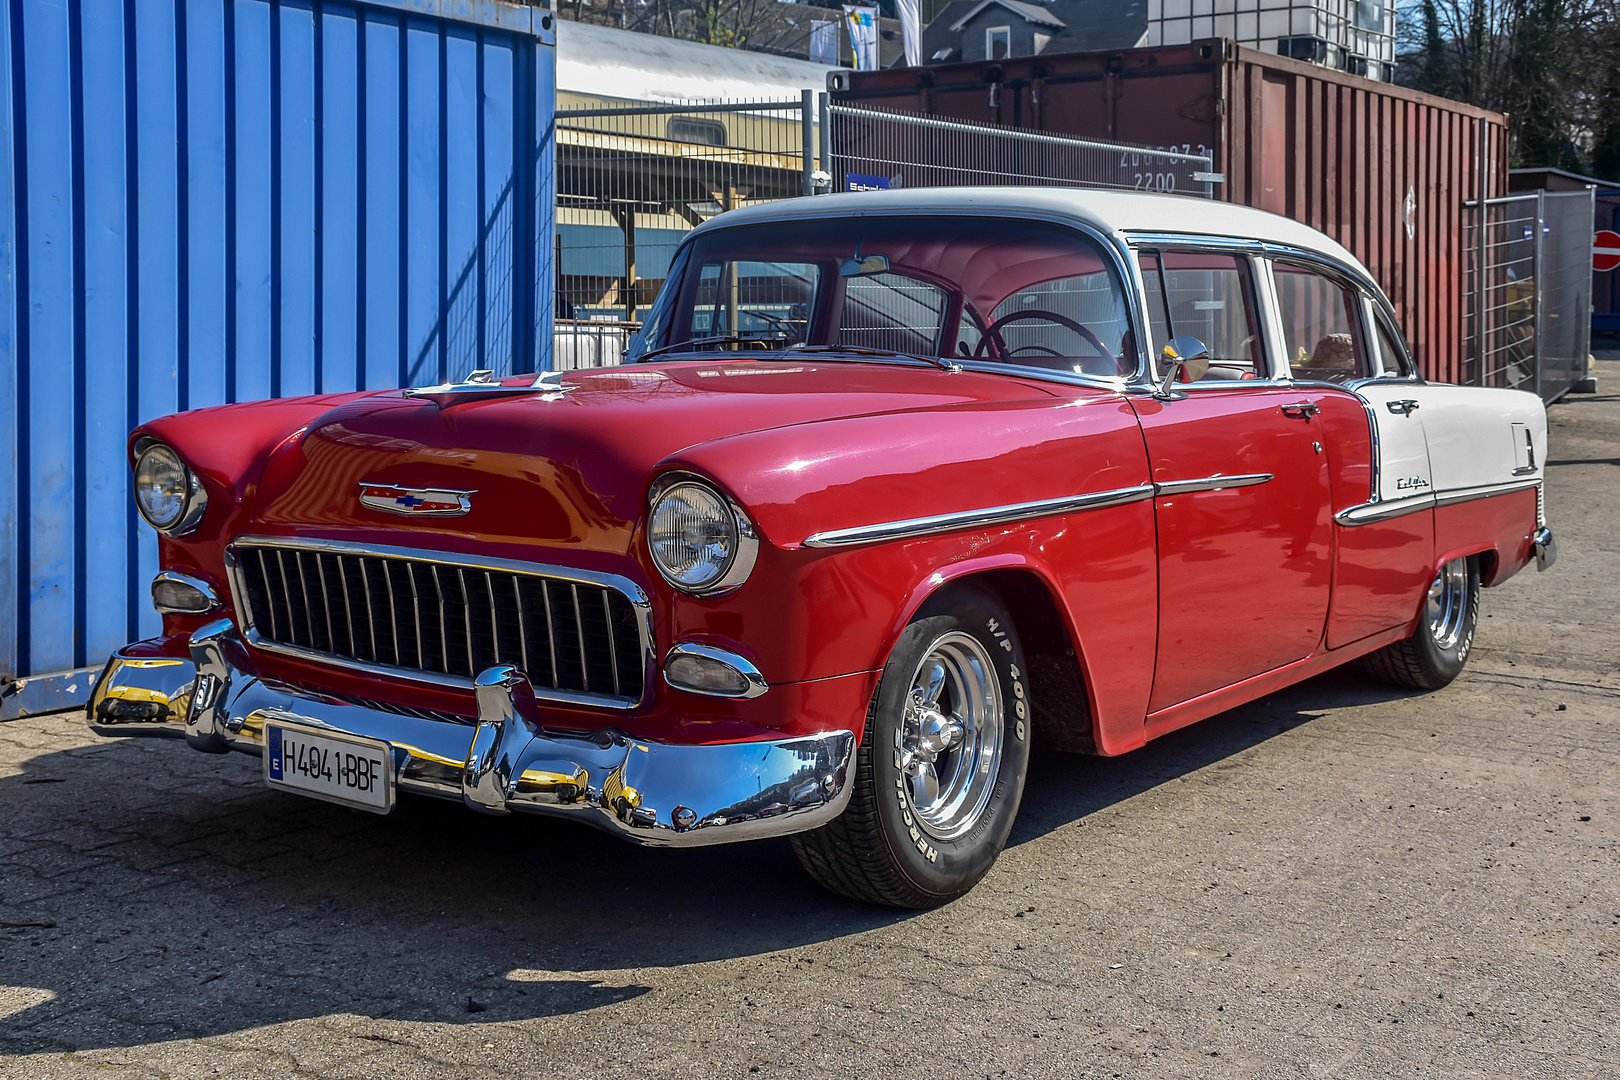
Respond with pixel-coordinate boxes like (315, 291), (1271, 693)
(554, 96), (814, 366)
(1463, 190), (1594, 403)
(824, 102), (1217, 198)
(551, 96), (1218, 369)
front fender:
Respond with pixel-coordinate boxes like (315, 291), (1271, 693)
(662, 390), (1158, 754)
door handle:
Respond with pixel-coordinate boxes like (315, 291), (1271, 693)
(1386, 399), (1420, 415)
(1280, 402), (1319, 419)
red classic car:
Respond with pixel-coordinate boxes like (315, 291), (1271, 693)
(90, 188), (1555, 908)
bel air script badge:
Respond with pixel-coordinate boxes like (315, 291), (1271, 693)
(358, 482), (475, 517)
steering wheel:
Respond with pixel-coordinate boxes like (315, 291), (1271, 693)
(976, 310), (1116, 372)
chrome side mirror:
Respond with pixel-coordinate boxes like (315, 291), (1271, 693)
(1155, 336), (1212, 399)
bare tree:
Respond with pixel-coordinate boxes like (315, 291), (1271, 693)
(1397, 0), (1619, 173)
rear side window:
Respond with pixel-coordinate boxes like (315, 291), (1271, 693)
(1139, 251), (1266, 379)
(1273, 264), (1370, 383)
(1370, 310), (1412, 377)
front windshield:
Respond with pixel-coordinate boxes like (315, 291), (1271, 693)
(626, 215), (1136, 377)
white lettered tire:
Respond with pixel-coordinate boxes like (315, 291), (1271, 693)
(791, 585), (1031, 908)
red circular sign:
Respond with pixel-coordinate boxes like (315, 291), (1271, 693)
(1596, 230), (1620, 273)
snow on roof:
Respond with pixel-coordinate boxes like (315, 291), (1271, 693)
(556, 19), (844, 103)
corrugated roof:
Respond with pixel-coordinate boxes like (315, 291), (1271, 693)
(556, 19), (844, 102)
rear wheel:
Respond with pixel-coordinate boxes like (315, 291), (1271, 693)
(791, 587), (1031, 908)
(1362, 556), (1480, 690)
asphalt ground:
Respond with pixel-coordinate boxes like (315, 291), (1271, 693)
(2, 360), (1617, 1080)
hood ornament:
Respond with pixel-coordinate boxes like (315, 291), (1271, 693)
(358, 483), (475, 517)
(403, 369), (574, 409)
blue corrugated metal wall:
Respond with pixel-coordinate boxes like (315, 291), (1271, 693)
(1, 0), (557, 716)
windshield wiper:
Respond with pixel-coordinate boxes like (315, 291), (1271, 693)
(785, 344), (961, 373)
(636, 334), (791, 361)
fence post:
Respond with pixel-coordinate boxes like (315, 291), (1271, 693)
(801, 89), (815, 197)
(1533, 189), (1545, 400)
(818, 92), (830, 189)
(1474, 200), (1486, 386)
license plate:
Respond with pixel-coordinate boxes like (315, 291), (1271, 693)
(264, 722), (393, 813)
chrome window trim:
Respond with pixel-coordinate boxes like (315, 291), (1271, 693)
(801, 484), (1156, 548)
(648, 207), (1152, 383)
(151, 570), (222, 615)
(1335, 478), (1541, 527)
(225, 535), (656, 711)
(1124, 233), (1407, 366)
(663, 642), (770, 700)
(1253, 255), (1292, 382)
(1128, 244), (1286, 386)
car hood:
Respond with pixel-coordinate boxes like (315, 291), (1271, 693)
(248, 360), (1057, 554)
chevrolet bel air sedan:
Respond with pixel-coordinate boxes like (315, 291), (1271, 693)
(91, 188), (1556, 908)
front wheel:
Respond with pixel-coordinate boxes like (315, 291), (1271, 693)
(1362, 555), (1480, 690)
(791, 587), (1031, 908)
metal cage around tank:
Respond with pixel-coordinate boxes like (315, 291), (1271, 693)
(1, 0), (558, 716)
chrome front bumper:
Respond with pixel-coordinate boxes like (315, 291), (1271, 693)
(87, 621), (855, 847)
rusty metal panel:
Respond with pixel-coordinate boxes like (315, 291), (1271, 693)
(832, 39), (1509, 385)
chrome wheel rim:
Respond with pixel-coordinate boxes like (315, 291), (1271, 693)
(896, 631), (1004, 841)
(1427, 558), (1469, 651)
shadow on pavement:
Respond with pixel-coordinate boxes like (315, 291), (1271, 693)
(0, 667), (1414, 1052)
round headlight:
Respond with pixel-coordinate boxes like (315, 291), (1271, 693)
(133, 443), (205, 534)
(648, 477), (758, 595)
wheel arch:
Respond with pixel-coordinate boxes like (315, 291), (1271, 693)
(892, 559), (1099, 755)
(1435, 544), (1498, 588)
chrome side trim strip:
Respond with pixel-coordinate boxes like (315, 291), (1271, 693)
(226, 535), (656, 711)
(1431, 477), (1542, 507)
(800, 484), (1156, 549)
(1334, 478), (1541, 527)
(1334, 493), (1436, 526)
(1153, 473), (1273, 496)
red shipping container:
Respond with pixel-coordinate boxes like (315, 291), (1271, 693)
(831, 39), (1511, 384)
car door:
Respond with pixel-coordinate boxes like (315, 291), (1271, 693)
(1268, 264), (1440, 649)
(1131, 249), (1334, 714)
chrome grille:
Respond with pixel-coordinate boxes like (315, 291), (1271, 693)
(232, 540), (647, 706)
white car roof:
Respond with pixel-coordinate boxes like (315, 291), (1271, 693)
(696, 186), (1369, 279)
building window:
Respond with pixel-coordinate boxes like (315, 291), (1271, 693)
(986, 25), (1010, 60)
(667, 118), (727, 146)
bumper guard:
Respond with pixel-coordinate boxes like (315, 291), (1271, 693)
(88, 620), (856, 848)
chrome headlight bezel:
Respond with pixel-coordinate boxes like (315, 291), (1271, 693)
(646, 472), (759, 597)
(133, 437), (209, 536)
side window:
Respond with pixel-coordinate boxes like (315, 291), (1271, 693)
(1371, 311), (1412, 377)
(1139, 251), (1266, 380)
(838, 272), (949, 354)
(1273, 264), (1370, 383)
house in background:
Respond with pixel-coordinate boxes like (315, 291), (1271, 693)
(921, 0), (1147, 64)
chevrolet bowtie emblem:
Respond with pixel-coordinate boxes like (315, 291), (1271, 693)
(357, 483), (475, 517)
